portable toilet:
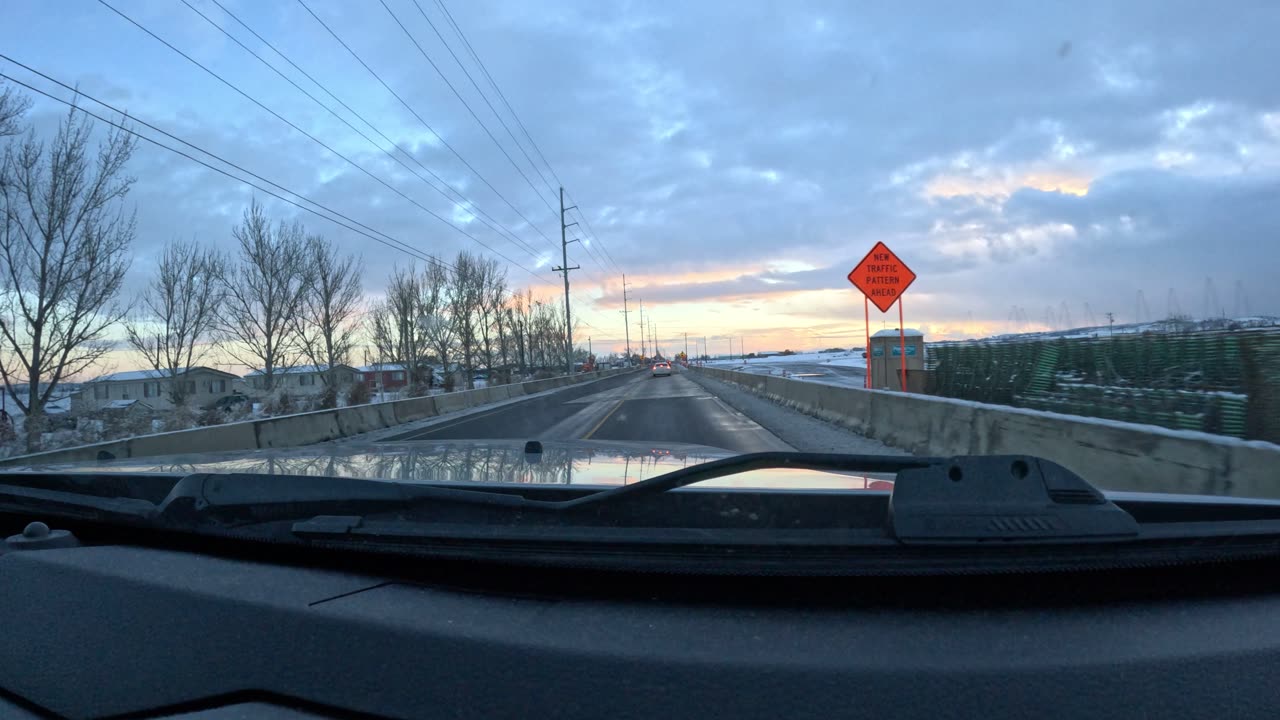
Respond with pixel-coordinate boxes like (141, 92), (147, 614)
(869, 328), (925, 391)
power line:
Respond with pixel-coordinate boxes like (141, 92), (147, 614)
(435, 0), (567, 196)
(566, 193), (624, 274)
(0, 69), (428, 272)
(380, 0), (559, 219)
(292, 0), (561, 254)
(0, 61), (611, 328)
(95, 0), (523, 268)
(431, 0), (626, 276)
(183, 0), (546, 263)
(408, 0), (558, 203)
(92, 1), (607, 326)
(405, 0), (620, 286)
(378, 0), (635, 293)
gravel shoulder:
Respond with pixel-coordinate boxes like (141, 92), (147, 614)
(684, 369), (911, 456)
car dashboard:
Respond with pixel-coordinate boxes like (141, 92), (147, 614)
(3, 531), (1280, 719)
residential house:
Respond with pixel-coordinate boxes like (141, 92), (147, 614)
(355, 364), (411, 393)
(244, 364), (359, 397)
(73, 367), (241, 412)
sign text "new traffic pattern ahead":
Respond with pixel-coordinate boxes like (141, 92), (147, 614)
(847, 241), (917, 313)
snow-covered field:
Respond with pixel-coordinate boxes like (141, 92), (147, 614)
(707, 350), (866, 368)
(704, 351), (869, 389)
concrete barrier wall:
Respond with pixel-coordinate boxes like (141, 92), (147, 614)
(695, 367), (1280, 498)
(1, 368), (634, 468)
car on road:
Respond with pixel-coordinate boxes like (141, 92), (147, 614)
(651, 361), (672, 377)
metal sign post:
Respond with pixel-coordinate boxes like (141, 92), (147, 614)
(864, 296), (871, 390)
(898, 297), (908, 392)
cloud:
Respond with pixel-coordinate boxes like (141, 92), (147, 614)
(3, 0), (1279, 358)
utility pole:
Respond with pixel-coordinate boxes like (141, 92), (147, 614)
(702, 336), (706, 364)
(637, 299), (646, 359)
(684, 332), (688, 361)
(620, 275), (632, 366)
(1105, 312), (1115, 337)
(553, 187), (580, 375)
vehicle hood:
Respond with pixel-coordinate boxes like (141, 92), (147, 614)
(1, 439), (896, 490)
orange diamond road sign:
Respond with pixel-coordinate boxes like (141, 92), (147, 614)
(847, 241), (917, 313)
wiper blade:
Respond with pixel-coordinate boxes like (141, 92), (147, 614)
(549, 452), (1139, 543)
(4, 453), (1141, 546)
(554, 452), (933, 510)
(159, 453), (1140, 545)
(156, 472), (532, 527)
(153, 453), (927, 526)
(0, 481), (159, 524)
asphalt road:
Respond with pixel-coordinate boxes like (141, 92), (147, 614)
(386, 366), (792, 453)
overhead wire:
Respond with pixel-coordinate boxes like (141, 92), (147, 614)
(181, 0), (546, 263)
(378, 0), (620, 300)
(94, 0), (535, 275)
(292, 0), (561, 256)
(0, 59), (611, 331)
(431, 0), (626, 276)
(91, 2), (609, 329)
(407, 0), (558, 202)
(376, 0), (559, 221)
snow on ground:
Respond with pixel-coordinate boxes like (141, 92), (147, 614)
(704, 351), (868, 389)
(706, 350), (865, 367)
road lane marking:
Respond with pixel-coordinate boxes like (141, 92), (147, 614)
(581, 399), (627, 440)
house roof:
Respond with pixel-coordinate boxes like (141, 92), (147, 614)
(872, 328), (924, 338)
(244, 364), (357, 377)
(356, 363), (408, 372)
(91, 366), (239, 383)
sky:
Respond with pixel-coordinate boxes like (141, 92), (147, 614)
(2, 0), (1279, 370)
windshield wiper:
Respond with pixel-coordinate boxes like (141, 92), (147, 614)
(548, 452), (1140, 543)
(554, 452), (932, 509)
(1, 453), (1142, 544)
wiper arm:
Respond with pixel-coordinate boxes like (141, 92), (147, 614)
(549, 452), (1138, 542)
(0, 481), (159, 524)
(156, 472), (533, 527)
(554, 452), (934, 511)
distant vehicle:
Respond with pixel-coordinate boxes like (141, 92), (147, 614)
(213, 394), (248, 411)
(651, 362), (672, 377)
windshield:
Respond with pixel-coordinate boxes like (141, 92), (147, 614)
(0, 1), (1276, 502)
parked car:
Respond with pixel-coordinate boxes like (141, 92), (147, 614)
(213, 394), (249, 412)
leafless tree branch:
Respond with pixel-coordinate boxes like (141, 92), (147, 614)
(0, 100), (135, 451)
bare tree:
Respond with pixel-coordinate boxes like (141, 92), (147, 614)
(450, 251), (487, 390)
(419, 260), (455, 388)
(125, 238), (226, 407)
(0, 83), (32, 139)
(370, 265), (428, 393)
(476, 257), (506, 382)
(295, 234), (362, 397)
(218, 200), (310, 393)
(0, 102), (136, 451)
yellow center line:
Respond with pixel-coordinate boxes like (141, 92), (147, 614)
(581, 398), (627, 440)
